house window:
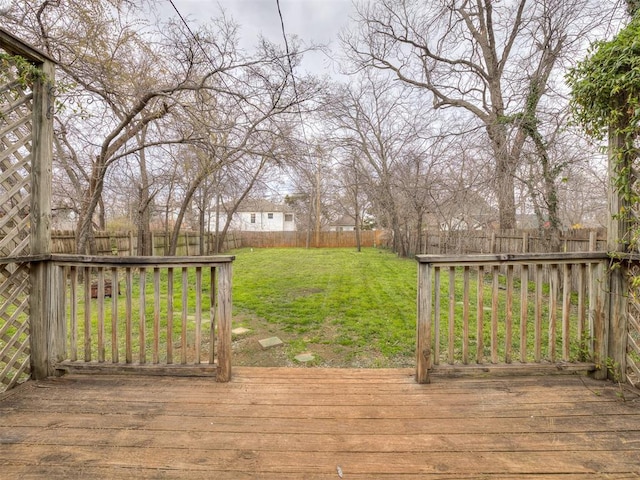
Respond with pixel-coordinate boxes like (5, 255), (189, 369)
(250, 213), (256, 223)
(284, 213), (293, 222)
(268, 213), (274, 219)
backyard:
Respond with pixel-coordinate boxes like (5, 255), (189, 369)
(54, 247), (592, 371)
(230, 248), (418, 368)
(230, 248), (589, 369)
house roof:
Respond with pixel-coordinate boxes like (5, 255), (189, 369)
(331, 215), (356, 227)
(235, 199), (293, 213)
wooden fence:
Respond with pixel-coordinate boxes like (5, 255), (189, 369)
(51, 230), (385, 254)
(237, 230), (384, 249)
(420, 228), (606, 255)
(51, 231), (242, 256)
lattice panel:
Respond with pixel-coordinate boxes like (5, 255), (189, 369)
(0, 55), (33, 392)
(628, 266), (640, 389)
(625, 148), (640, 389)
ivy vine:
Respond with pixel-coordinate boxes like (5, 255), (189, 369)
(567, 15), (640, 142)
(567, 15), (640, 249)
(0, 52), (47, 87)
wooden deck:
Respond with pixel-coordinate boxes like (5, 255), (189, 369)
(1, 368), (640, 479)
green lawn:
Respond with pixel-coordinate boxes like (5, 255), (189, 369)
(63, 247), (589, 368)
(231, 248), (588, 367)
(231, 248), (418, 365)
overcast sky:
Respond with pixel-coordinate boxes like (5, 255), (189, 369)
(162, 0), (356, 76)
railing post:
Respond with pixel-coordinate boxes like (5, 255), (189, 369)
(416, 261), (432, 383)
(591, 260), (610, 380)
(49, 264), (66, 370)
(608, 261), (628, 381)
(216, 261), (233, 382)
(29, 58), (55, 380)
(606, 126), (630, 382)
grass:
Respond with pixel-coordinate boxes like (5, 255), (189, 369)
(427, 266), (588, 365)
(67, 267), (216, 364)
(232, 248), (418, 365)
(232, 249), (591, 366)
(61, 247), (593, 368)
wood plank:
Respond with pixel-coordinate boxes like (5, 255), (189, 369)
(216, 263), (233, 382)
(83, 267), (91, 362)
(505, 265), (514, 363)
(577, 263), (586, 349)
(1, 439), (639, 477)
(549, 264), (559, 362)
(491, 265), (499, 363)
(167, 268), (174, 364)
(195, 267), (202, 364)
(4, 404), (639, 434)
(535, 264), (543, 362)
(139, 267), (147, 364)
(415, 252), (609, 266)
(562, 264), (571, 361)
(476, 266), (484, 364)
(181, 267), (188, 364)
(0, 27), (55, 63)
(209, 266), (216, 365)
(50, 254), (235, 266)
(111, 267), (119, 363)
(125, 267), (133, 363)
(416, 263), (432, 383)
(434, 266), (441, 365)
(0, 467), (623, 480)
(55, 362), (216, 376)
(3, 425), (639, 454)
(463, 266), (470, 364)
(520, 264), (528, 362)
(96, 268), (105, 362)
(2, 370), (638, 480)
(69, 267), (77, 362)
(4, 386), (633, 413)
(153, 267), (160, 364)
(448, 266), (455, 364)
(27, 57), (55, 379)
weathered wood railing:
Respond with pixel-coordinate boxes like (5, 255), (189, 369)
(416, 253), (609, 383)
(49, 255), (234, 382)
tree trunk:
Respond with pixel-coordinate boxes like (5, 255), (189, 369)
(487, 122), (518, 229)
(136, 183), (152, 256)
(136, 130), (152, 256)
(76, 163), (103, 254)
(198, 191), (206, 256)
(168, 176), (206, 256)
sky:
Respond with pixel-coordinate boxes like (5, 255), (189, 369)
(161, 0), (357, 76)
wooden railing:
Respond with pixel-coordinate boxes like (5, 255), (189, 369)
(49, 255), (234, 382)
(415, 253), (609, 383)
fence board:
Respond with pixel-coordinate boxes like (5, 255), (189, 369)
(50, 230), (385, 254)
(420, 228), (606, 255)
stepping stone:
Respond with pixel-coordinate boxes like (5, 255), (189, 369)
(232, 327), (251, 335)
(258, 336), (283, 349)
(295, 353), (315, 363)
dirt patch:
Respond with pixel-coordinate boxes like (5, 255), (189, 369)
(182, 313), (415, 368)
(229, 313), (415, 368)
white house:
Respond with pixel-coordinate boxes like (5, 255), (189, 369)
(223, 200), (296, 232)
(329, 215), (357, 232)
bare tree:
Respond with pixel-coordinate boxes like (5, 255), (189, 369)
(326, 72), (436, 256)
(343, 0), (622, 230)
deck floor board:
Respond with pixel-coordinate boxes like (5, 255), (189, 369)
(1, 368), (639, 479)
